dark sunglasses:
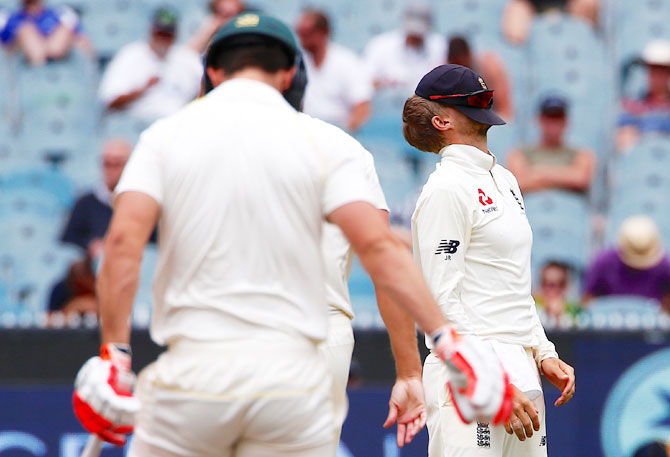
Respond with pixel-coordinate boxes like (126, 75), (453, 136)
(429, 89), (494, 109)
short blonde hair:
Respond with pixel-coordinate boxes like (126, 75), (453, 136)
(402, 95), (448, 154)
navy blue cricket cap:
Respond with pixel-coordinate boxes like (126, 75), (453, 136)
(415, 64), (506, 126)
(539, 94), (568, 116)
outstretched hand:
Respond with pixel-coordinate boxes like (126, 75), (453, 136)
(383, 376), (427, 447)
(541, 357), (575, 407)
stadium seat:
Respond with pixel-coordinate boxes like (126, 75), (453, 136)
(0, 166), (75, 211)
(523, 190), (591, 276)
(611, 0), (670, 66)
(347, 257), (380, 327)
(527, 14), (611, 153)
(434, 0), (507, 42)
(607, 135), (670, 244)
(79, 0), (147, 59)
(132, 244), (158, 328)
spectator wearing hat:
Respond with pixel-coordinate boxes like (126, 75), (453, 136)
(296, 8), (372, 132)
(364, 3), (445, 93)
(616, 40), (670, 151)
(98, 6), (202, 123)
(506, 95), (595, 194)
(0, 0), (91, 66)
(187, 0), (245, 54)
(583, 215), (670, 312)
(447, 35), (514, 121)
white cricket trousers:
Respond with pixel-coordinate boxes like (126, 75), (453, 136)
(318, 311), (355, 450)
(423, 349), (548, 457)
(128, 336), (336, 457)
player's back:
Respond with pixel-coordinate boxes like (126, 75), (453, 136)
(117, 79), (370, 346)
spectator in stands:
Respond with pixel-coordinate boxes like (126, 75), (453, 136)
(616, 40), (670, 152)
(49, 139), (132, 318)
(187, 0), (244, 54)
(98, 6), (202, 124)
(296, 8), (372, 132)
(364, 3), (445, 93)
(502, 0), (599, 45)
(583, 215), (670, 312)
(506, 95), (595, 194)
(447, 35), (514, 121)
(534, 261), (581, 326)
(0, 0), (91, 66)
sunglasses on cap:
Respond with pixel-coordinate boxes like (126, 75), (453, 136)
(428, 89), (494, 109)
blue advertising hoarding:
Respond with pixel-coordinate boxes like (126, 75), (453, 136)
(0, 338), (668, 457)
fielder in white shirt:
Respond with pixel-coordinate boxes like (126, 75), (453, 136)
(403, 64), (576, 457)
(71, 16), (513, 457)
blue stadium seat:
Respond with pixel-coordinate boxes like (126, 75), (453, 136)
(607, 136), (670, 243)
(0, 166), (76, 216)
(612, 0), (670, 66)
(523, 190), (591, 276)
(80, 0), (147, 59)
(528, 14), (611, 153)
(435, 0), (507, 43)
(347, 257), (380, 327)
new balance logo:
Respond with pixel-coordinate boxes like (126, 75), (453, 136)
(435, 240), (460, 256)
(539, 436), (547, 447)
(478, 189), (493, 206)
(476, 422), (491, 448)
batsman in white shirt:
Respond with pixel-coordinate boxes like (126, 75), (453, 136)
(403, 64), (576, 457)
(71, 15), (514, 457)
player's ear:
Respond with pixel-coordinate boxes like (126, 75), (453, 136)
(431, 114), (450, 131)
(279, 66), (297, 92)
(206, 67), (226, 88)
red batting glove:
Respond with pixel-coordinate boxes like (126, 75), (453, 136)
(430, 326), (513, 425)
(73, 343), (140, 446)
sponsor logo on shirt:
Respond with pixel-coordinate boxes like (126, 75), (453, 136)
(435, 240), (459, 260)
(540, 435), (547, 447)
(510, 188), (525, 211)
(477, 422), (491, 448)
(478, 189), (493, 206)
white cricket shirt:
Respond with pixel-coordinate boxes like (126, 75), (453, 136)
(307, 115), (388, 318)
(98, 41), (203, 123)
(412, 145), (557, 363)
(114, 78), (378, 346)
(302, 42), (374, 130)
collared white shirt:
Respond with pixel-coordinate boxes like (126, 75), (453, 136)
(115, 78), (378, 346)
(98, 41), (203, 123)
(364, 30), (446, 93)
(412, 144), (557, 364)
(302, 41), (373, 130)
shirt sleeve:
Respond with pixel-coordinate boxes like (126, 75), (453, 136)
(98, 46), (141, 106)
(412, 186), (475, 335)
(114, 125), (164, 206)
(531, 303), (559, 368)
(360, 148), (388, 212)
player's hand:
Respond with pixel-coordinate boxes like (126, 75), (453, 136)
(541, 357), (575, 406)
(72, 343), (140, 446)
(431, 326), (513, 425)
(383, 376), (427, 447)
(503, 386), (540, 441)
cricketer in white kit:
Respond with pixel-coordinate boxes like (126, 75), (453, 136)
(71, 15), (514, 457)
(403, 64), (576, 457)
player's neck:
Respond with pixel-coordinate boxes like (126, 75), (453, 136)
(228, 68), (284, 92)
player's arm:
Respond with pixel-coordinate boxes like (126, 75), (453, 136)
(347, 100), (371, 133)
(97, 191), (159, 344)
(375, 212), (426, 447)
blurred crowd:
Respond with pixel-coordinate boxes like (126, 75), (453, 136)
(1, 0), (670, 329)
